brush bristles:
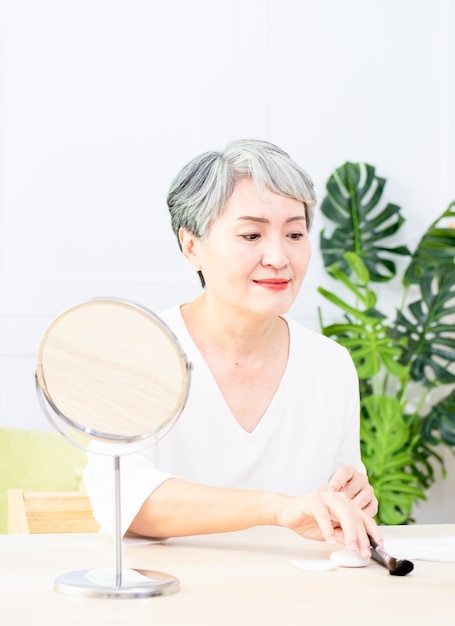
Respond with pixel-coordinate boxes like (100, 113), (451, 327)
(389, 559), (414, 577)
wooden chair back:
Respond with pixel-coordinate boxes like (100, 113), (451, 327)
(7, 489), (99, 534)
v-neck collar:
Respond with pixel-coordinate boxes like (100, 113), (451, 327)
(171, 305), (293, 436)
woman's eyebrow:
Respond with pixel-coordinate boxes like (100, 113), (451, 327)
(236, 215), (306, 223)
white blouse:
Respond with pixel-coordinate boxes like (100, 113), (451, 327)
(84, 305), (364, 536)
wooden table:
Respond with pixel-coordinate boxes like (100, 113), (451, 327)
(1, 524), (454, 625)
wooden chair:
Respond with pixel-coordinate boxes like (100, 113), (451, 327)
(7, 489), (99, 534)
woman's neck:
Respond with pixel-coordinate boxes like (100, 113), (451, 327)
(180, 296), (288, 362)
(180, 295), (290, 433)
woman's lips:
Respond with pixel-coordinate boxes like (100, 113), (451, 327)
(254, 279), (290, 291)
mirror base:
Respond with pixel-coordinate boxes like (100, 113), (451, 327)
(55, 568), (180, 598)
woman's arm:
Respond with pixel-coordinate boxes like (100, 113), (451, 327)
(129, 477), (381, 558)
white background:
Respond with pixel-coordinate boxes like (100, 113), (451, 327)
(0, 0), (454, 522)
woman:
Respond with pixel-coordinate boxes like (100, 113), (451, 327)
(85, 139), (381, 557)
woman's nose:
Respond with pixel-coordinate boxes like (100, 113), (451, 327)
(261, 238), (288, 268)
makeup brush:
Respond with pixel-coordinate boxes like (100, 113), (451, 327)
(368, 535), (414, 576)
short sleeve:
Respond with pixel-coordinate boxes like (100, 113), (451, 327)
(83, 440), (175, 536)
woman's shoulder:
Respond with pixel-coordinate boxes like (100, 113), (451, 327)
(158, 304), (184, 327)
(157, 304), (195, 355)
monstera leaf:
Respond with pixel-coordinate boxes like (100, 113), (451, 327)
(320, 162), (410, 282)
(360, 395), (426, 525)
(408, 436), (445, 491)
(318, 254), (409, 379)
(420, 388), (455, 447)
(404, 201), (455, 285)
(390, 269), (455, 385)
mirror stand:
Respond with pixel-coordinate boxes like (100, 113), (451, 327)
(37, 386), (180, 599)
(34, 298), (191, 599)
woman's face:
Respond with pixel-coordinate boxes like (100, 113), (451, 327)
(181, 177), (312, 319)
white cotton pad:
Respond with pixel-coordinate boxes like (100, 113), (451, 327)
(290, 559), (337, 572)
(330, 550), (370, 567)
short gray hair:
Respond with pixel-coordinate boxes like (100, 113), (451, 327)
(166, 139), (317, 286)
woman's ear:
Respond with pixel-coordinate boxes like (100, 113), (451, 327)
(179, 228), (202, 272)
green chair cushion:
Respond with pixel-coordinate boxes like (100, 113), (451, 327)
(0, 427), (88, 533)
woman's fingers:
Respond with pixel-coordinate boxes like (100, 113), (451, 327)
(301, 493), (338, 545)
(350, 490), (378, 516)
(327, 466), (378, 515)
(290, 491), (382, 558)
(320, 492), (370, 557)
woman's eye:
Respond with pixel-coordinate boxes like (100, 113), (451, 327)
(242, 233), (261, 241)
(288, 232), (304, 240)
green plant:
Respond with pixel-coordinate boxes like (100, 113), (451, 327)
(317, 162), (455, 524)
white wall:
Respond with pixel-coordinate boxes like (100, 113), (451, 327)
(0, 0), (454, 521)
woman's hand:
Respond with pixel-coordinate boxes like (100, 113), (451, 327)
(325, 465), (378, 516)
(275, 490), (382, 558)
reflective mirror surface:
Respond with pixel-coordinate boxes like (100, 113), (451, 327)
(36, 299), (190, 443)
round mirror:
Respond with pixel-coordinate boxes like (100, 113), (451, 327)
(34, 298), (191, 599)
(36, 298), (190, 444)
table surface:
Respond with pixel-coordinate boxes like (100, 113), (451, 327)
(1, 524), (454, 626)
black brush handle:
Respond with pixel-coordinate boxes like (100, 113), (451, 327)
(368, 534), (414, 576)
(370, 545), (390, 570)
(368, 535), (392, 569)
(368, 534), (380, 550)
